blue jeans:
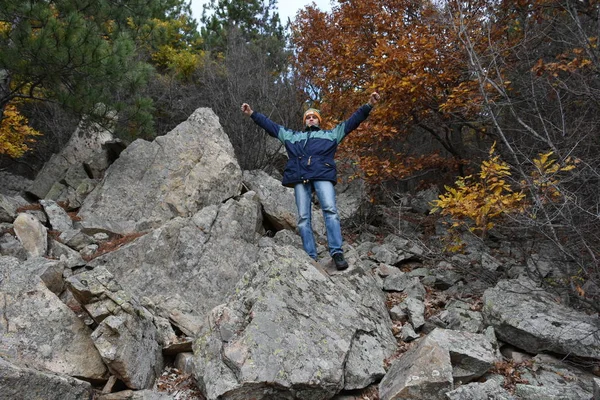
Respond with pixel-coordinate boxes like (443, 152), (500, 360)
(294, 180), (343, 260)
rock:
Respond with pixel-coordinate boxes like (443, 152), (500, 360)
(594, 377), (600, 399)
(389, 304), (409, 323)
(408, 186), (439, 214)
(517, 354), (596, 399)
(383, 274), (426, 300)
(193, 244), (396, 400)
(526, 253), (563, 278)
(445, 378), (515, 400)
(0, 193), (27, 223)
(426, 328), (499, 383)
(59, 228), (95, 250)
(380, 327), (499, 399)
(500, 345), (533, 364)
(0, 232), (27, 260)
(243, 169), (325, 235)
(515, 383), (591, 399)
(78, 108), (242, 234)
(429, 299), (484, 333)
(335, 177), (367, 221)
(401, 323), (419, 342)
(66, 267), (163, 389)
(98, 390), (175, 400)
(13, 213), (47, 258)
(48, 238), (86, 268)
(27, 153), (71, 200)
(175, 353), (195, 375)
(433, 267), (463, 290)
(382, 272), (409, 292)
(88, 192), (262, 335)
(371, 243), (404, 265)
(0, 171), (32, 197)
(27, 115), (117, 200)
(379, 337), (453, 400)
(0, 358), (93, 400)
(0, 256), (107, 380)
(483, 278), (600, 360)
(401, 297), (426, 330)
(40, 199), (73, 232)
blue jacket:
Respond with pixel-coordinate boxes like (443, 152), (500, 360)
(251, 104), (373, 187)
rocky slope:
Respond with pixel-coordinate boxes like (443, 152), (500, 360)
(1, 108), (599, 400)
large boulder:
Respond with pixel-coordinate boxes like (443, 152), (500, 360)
(0, 171), (32, 197)
(193, 244), (396, 400)
(0, 256), (107, 380)
(27, 114), (117, 200)
(88, 191), (262, 335)
(78, 108), (242, 234)
(67, 267), (163, 390)
(0, 193), (28, 223)
(483, 278), (600, 360)
(0, 358), (93, 400)
(379, 336), (453, 400)
(379, 328), (499, 400)
(242, 169), (325, 235)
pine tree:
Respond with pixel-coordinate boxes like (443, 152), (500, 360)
(0, 0), (193, 143)
(199, 0), (287, 71)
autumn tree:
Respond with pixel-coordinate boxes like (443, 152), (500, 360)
(439, 0), (600, 308)
(291, 0), (484, 190)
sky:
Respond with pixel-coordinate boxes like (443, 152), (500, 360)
(189, 0), (334, 25)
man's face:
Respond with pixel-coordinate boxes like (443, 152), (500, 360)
(305, 114), (320, 127)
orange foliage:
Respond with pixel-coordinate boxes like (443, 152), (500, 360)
(291, 0), (487, 185)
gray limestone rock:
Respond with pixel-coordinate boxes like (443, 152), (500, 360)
(426, 328), (500, 383)
(0, 193), (27, 223)
(515, 383), (591, 399)
(483, 278), (600, 360)
(0, 232), (27, 260)
(243, 169), (325, 235)
(193, 244), (396, 400)
(175, 353), (195, 375)
(40, 199), (73, 232)
(379, 337), (453, 400)
(516, 354), (597, 399)
(402, 297), (426, 330)
(13, 213), (47, 258)
(401, 323), (420, 342)
(445, 378), (515, 400)
(48, 238), (86, 268)
(0, 358), (93, 400)
(430, 299), (484, 333)
(66, 266), (163, 389)
(59, 228), (95, 250)
(27, 116), (116, 200)
(88, 192), (262, 335)
(78, 108), (242, 234)
(0, 256), (107, 380)
(98, 390), (175, 400)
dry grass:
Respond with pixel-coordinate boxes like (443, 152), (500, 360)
(83, 232), (145, 261)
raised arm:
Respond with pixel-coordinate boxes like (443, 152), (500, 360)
(336, 92), (380, 141)
(241, 102), (282, 139)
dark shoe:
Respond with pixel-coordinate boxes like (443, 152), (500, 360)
(332, 253), (349, 270)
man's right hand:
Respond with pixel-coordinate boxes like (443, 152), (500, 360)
(241, 103), (253, 116)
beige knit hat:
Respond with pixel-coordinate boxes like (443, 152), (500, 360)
(303, 108), (322, 125)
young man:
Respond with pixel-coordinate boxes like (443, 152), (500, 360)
(241, 92), (380, 270)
